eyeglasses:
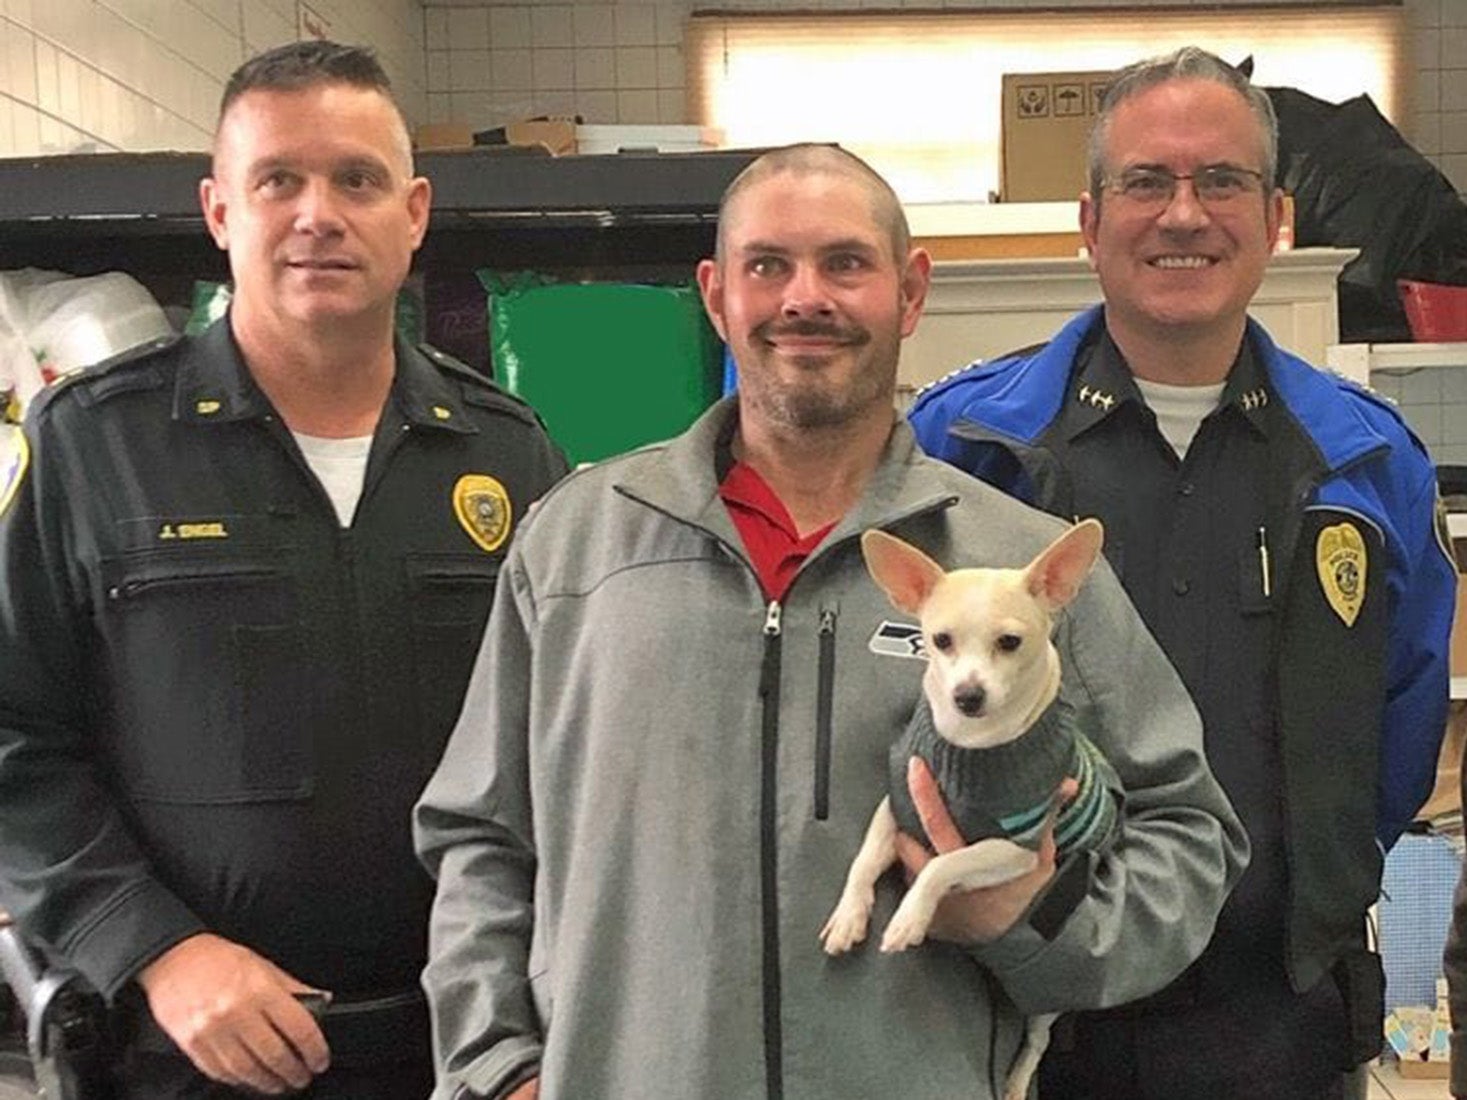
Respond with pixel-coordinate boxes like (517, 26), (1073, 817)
(1104, 165), (1267, 207)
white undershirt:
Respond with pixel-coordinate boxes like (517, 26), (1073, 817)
(292, 431), (373, 527)
(1133, 377), (1227, 461)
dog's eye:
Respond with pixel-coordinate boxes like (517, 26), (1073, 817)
(931, 631), (953, 653)
(996, 634), (1022, 653)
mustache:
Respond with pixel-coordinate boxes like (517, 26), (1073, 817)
(755, 319), (869, 345)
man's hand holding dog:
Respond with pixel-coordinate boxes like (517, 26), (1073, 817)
(895, 758), (1077, 944)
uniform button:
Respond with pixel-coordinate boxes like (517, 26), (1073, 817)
(1178, 482), (1195, 496)
(1172, 577), (1190, 596)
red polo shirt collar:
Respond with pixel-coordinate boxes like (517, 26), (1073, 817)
(719, 460), (836, 601)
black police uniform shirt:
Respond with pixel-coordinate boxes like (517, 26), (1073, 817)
(0, 319), (568, 1003)
(1049, 331), (1284, 979)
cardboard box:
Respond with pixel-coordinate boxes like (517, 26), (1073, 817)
(414, 123), (474, 151)
(1001, 70), (1113, 202)
(1397, 1056), (1451, 1079)
(502, 118), (577, 156)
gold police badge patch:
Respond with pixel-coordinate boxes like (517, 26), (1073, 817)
(453, 474), (512, 553)
(0, 423), (29, 518)
(1316, 522), (1366, 627)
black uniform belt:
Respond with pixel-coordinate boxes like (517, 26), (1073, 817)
(119, 987), (430, 1069)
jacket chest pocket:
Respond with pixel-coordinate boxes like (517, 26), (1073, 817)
(99, 549), (309, 803)
(406, 554), (501, 756)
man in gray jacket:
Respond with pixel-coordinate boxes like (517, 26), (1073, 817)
(414, 144), (1248, 1100)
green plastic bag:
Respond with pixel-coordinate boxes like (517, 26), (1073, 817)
(483, 273), (722, 466)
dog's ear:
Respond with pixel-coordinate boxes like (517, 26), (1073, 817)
(861, 529), (945, 615)
(1023, 518), (1104, 611)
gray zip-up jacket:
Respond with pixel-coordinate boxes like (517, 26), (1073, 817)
(414, 399), (1248, 1100)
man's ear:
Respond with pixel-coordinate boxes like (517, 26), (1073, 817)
(406, 176), (432, 251)
(696, 258), (728, 341)
(1079, 191), (1100, 273)
(898, 247), (933, 339)
(862, 529), (944, 615)
(199, 177), (230, 251)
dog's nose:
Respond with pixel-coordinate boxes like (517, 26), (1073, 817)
(953, 687), (986, 717)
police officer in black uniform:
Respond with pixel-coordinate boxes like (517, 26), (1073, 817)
(909, 47), (1456, 1100)
(0, 41), (566, 1098)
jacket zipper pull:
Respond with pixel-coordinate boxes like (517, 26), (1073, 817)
(818, 608), (835, 635)
(760, 601), (782, 700)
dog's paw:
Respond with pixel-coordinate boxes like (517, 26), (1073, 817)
(879, 894), (936, 953)
(819, 902), (871, 955)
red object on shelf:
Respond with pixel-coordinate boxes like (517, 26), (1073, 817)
(1398, 279), (1467, 341)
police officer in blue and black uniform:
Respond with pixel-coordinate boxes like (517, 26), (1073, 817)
(910, 47), (1456, 1100)
(0, 41), (565, 1099)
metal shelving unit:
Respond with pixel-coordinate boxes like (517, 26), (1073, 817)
(0, 146), (763, 287)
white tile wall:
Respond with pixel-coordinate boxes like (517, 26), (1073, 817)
(1366, 368), (1467, 466)
(0, 0), (425, 156)
(423, 0), (691, 127)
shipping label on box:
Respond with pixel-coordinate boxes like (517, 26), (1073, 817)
(1001, 70), (1113, 203)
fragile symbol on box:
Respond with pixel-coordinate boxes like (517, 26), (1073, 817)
(1089, 83), (1108, 115)
(1054, 84), (1085, 118)
(1017, 86), (1049, 119)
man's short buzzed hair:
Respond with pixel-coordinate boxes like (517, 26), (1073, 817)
(716, 144), (911, 263)
(221, 40), (399, 121)
(1086, 46), (1278, 205)
(216, 40), (413, 170)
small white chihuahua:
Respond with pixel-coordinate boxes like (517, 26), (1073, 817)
(820, 518), (1121, 1100)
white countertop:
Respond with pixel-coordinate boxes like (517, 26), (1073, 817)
(905, 201), (1079, 237)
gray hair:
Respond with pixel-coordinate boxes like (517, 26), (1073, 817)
(715, 143), (911, 263)
(1087, 47), (1277, 202)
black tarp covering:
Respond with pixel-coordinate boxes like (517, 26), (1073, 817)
(1268, 85), (1467, 342)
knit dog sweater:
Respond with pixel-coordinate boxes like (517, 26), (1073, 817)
(888, 695), (1121, 855)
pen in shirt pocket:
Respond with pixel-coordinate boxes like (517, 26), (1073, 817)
(1256, 526), (1271, 599)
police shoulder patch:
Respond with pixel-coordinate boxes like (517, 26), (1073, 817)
(0, 423), (31, 518)
(1316, 522), (1367, 627)
(453, 473), (512, 553)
